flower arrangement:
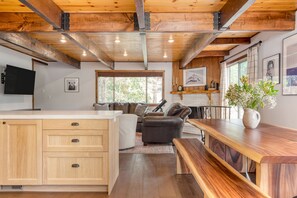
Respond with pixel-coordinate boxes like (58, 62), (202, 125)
(225, 76), (278, 110)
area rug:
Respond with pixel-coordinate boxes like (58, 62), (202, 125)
(119, 133), (174, 154)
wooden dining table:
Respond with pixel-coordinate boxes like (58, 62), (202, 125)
(188, 119), (297, 198)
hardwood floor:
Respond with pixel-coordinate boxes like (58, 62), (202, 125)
(0, 154), (203, 198)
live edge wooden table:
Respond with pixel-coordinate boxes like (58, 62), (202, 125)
(188, 119), (297, 198)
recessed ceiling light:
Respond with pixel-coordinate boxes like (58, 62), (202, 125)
(123, 50), (128, 57)
(163, 53), (168, 58)
(60, 37), (66, 43)
(168, 36), (174, 43)
(114, 37), (120, 43)
(82, 51), (87, 56)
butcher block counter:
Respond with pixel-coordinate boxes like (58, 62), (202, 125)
(0, 111), (122, 194)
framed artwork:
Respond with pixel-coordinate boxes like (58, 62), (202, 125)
(64, 77), (79, 93)
(183, 67), (207, 87)
(283, 33), (297, 95)
(262, 53), (280, 84)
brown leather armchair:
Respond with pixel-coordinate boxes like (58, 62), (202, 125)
(142, 103), (192, 145)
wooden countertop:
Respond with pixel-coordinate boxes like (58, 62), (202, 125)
(0, 110), (122, 119)
(188, 119), (297, 164)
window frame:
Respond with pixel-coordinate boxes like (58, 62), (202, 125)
(95, 70), (165, 104)
(227, 57), (248, 119)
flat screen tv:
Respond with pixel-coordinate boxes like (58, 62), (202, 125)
(4, 65), (36, 95)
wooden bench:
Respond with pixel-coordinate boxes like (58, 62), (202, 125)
(173, 138), (269, 198)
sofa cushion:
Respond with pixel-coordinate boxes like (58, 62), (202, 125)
(129, 103), (139, 114)
(165, 103), (184, 116)
(114, 102), (129, 114)
(134, 104), (148, 117)
(94, 103), (109, 110)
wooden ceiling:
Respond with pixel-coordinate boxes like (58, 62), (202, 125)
(0, 0), (296, 69)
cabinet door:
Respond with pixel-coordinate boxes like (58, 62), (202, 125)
(43, 152), (108, 185)
(2, 120), (42, 185)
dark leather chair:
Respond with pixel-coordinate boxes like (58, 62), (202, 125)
(142, 103), (192, 145)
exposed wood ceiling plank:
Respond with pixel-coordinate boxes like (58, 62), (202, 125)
(219, 0), (256, 30)
(18, 0), (114, 67)
(63, 33), (114, 69)
(0, 32), (80, 68)
(0, 12), (294, 32)
(140, 32), (148, 70)
(197, 51), (229, 58)
(19, 0), (62, 29)
(211, 37), (250, 45)
(180, 33), (219, 68)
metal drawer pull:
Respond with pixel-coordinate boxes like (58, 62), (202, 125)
(71, 164), (80, 168)
(71, 122), (79, 126)
(71, 139), (80, 143)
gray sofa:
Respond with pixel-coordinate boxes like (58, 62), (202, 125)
(93, 102), (148, 132)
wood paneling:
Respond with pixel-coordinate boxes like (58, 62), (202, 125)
(204, 44), (238, 51)
(0, 0), (32, 12)
(52, 0), (136, 13)
(218, 31), (258, 38)
(250, 0), (297, 11)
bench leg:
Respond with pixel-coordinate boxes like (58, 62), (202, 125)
(176, 150), (191, 174)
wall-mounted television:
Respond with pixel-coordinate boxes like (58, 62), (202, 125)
(4, 65), (36, 95)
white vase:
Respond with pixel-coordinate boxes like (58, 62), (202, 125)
(242, 108), (261, 129)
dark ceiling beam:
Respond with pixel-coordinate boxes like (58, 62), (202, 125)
(0, 32), (80, 68)
(19, 0), (63, 29)
(197, 51), (230, 58)
(134, 0), (148, 69)
(219, 0), (256, 30)
(180, 33), (219, 68)
(63, 33), (114, 69)
(180, 0), (256, 68)
(211, 37), (250, 45)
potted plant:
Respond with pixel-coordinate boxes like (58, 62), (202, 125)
(225, 76), (278, 129)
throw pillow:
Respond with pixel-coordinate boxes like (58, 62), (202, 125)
(94, 103), (109, 110)
(134, 104), (148, 117)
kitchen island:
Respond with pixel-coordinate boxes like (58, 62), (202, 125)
(0, 111), (122, 194)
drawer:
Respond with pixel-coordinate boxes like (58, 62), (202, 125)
(43, 120), (108, 130)
(43, 152), (108, 185)
(43, 130), (108, 152)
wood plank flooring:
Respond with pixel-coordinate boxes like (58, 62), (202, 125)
(0, 154), (203, 198)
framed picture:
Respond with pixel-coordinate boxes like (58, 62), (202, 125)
(64, 77), (79, 93)
(262, 53), (280, 84)
(283, 33), (297, 95)
(183, 67), (207, 87)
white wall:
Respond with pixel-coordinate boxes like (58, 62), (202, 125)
(227, 26), (297, 129)
(0, 46), (33, 110)
(34, 61), (174, 110)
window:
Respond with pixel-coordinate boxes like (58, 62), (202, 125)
(227, 58), (248, 118)
(96, 70), (164, 104)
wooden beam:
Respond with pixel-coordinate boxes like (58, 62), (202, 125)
(0, 33), (80, 68)
(0, 13), (53, 32)
(140, 32), (148, 70)
(219, 0), (256, 30)
(197, 51), (229, 58)
(230, 11), (296, 31)
(134, 0), (145, 30)
(63, 33), (114, 69)
(211, 38), (250, 45)
(0, 12), (294, 32)
(19, 0), (62, 29)
(180, 33), (219, 68)
(150, 13), (214, 32)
